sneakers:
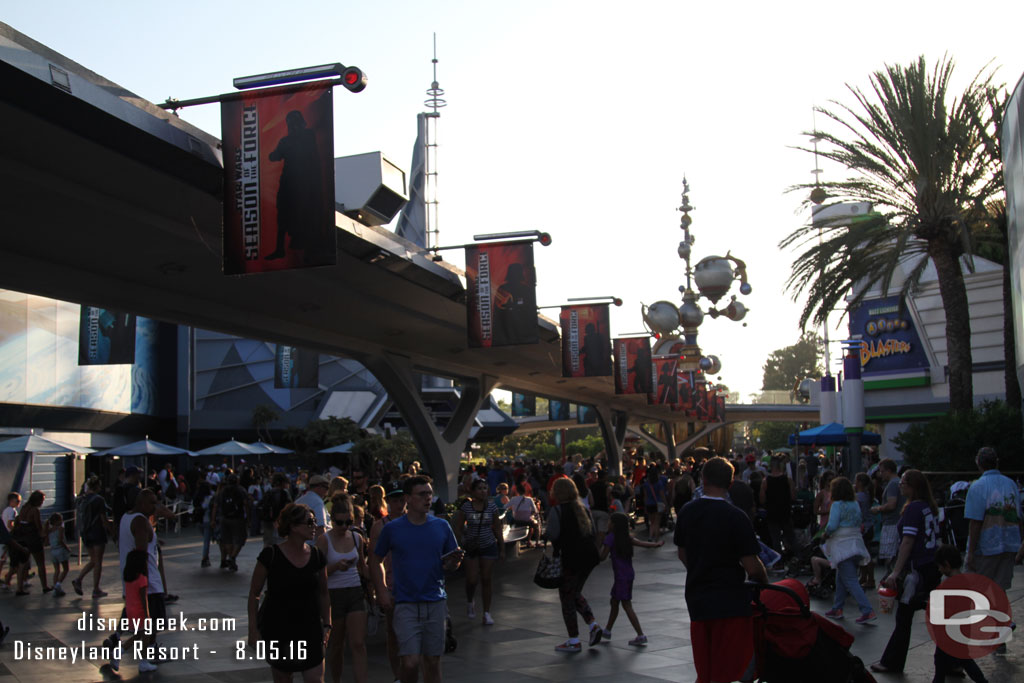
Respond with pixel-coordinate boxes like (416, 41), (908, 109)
(54, 585), (65, 597)
(138, 659), (158, 673)
(220, 558), (229, 569)
(482, 612), (494, 626)
(856, 611), (877, 624)
(228, 559), (238, 572)
(628, 635), (648, 647)
(467, 602), (476, 619)
(71, 578), (83, 595)
(201, 557), (211, 568)
(588, 624), (604, 646)
(824, 608), (844, 620)
(995, 643), (1008, 656)
(602, 630), (612, 641)
(555, 640), (581, 653)
(92, 589), (108, 598)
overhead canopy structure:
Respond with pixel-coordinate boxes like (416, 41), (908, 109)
(248, 441), (294, 455)
(788, 422), (882, 446)
(0, 434), (95, 454)
(319, 442), (355, 454)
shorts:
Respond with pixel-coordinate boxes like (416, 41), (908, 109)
(83, 528), (107, 548)
(974, 552), (1016, 591)
(50, 547), (70, 564)
(464, 543), (499, 560)
(147, 592), (167, 621)
(393, 601), (446, 657)
(220, 518), (247, 546)
(330, 586), (366, 618)
(879, 524), (899, 560)
(8, 544), (28, 567)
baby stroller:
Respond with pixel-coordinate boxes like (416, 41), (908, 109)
(749, 579), (875, 683)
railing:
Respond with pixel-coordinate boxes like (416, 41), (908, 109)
(746, 390), (806, 406)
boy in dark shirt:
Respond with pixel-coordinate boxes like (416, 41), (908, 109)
(675, 456), (767, 683)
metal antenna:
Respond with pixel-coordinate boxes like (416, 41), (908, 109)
(423, 33), (446, 250)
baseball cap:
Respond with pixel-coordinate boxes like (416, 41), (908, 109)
(745, 454), (756, 463)
(384, 481), (405, 498)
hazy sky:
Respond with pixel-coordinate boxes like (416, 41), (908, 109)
(6, 1), (1024, 399)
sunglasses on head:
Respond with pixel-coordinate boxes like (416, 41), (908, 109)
(333, 518), (353, 526)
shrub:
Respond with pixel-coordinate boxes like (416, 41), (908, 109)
(891, 401), (1022, 472)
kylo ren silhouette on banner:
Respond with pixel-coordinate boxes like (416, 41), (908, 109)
(559, 305), (612, 378)
(650, 358), (679, 405)
(222, 82), (335, 275)
(465, 241), (537, 347)
(614, 337), (654, 394)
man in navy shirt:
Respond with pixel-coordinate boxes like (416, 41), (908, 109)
(675, 456), (767, 683)
(372, 476), (463, 683)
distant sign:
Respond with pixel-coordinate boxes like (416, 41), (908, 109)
(848, 296), (929, 373)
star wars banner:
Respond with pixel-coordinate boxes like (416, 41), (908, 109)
(274, 345), (319, 388)
(78, 307), (136, 365)
(577, 404), (597, 424)
(559, 304), (612, 378)
(650, 358), (679, 405)
(614, 337), (655, 395)
(222, 82), (336, 275)
(675, 370), (694, 414)
(465, 241), (537, 347)
(715, 393), (726, 422)
(549, 399), (570, 421)
(511, 392), (536, 417)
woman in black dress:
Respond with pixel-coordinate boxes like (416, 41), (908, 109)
(248, 503), (331, 682)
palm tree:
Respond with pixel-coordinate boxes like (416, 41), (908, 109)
(781, 55), (1002, 415)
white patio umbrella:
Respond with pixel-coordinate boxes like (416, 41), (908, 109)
(193, 439), (262, 457)
(247, 441), (294, 455)
(318, 442), (355, 454)
(92, 437), (194, 457)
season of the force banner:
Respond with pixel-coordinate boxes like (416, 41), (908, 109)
(78, 307), (136, 365)
(614, 337), (654, 394)
(465, 241), (537, 347)
(274, 345), (319, 388)
(222, 82), (335, 275)
(650, 357), (679, 405)
(559, 304), (612, 378)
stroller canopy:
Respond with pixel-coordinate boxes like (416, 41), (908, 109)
(787, 422), (881, 446)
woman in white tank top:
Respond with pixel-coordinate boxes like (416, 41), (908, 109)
(315, 495), (368, 683)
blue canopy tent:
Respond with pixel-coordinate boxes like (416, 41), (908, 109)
(787, 422), (881, 446)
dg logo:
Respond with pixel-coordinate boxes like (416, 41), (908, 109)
(926, 573), (1013, 659)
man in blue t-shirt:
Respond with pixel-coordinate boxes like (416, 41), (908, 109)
(965, 447), (1022, 595)
(372, 476), (463, 683)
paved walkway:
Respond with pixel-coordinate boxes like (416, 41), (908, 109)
(0, 527), (1020, 682)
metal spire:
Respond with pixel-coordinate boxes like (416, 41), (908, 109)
(423, 34), (445, 250)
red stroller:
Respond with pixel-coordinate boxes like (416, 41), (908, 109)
(749, 579), (876, 683)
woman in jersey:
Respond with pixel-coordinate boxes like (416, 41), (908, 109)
(452, 479), (504, 625)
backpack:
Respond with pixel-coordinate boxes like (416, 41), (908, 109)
(220, 486), (245, 519)
(263, 488), (289, 523)
(76, 494), (96, 538)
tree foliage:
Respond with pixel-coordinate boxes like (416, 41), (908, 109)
(749, 422), (802, 450)
(891, 401), (1023, 472)
(783, 55), (1004, 415)
(762, 332), (824, 391)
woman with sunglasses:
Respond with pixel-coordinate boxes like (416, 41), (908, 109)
(248, 503), (330, 683)
(316, 495), (368, 683)
(452, 479), (504, 625)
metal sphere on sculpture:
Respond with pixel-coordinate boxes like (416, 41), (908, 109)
(642, 301), (681, 336)
(679, 299), (704, 329)
(693, 256), (735, 303)
(739, 282), (752, 296)
(677, 240), (691, 261)
(723, 297), (747, 322)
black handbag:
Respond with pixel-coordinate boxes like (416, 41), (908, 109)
(533, 551), (562, 589)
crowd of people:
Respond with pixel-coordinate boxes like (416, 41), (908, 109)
(0, 445), (1020, 682)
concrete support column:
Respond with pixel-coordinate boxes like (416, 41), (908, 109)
(594, 406), (627, 477)
(357, 351), (497, 501)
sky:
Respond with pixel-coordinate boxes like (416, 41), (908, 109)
(5, 1), (1024, 400)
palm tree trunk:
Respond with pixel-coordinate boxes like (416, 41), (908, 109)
(928, 242), (973, 415)
(1002, 262), (1023, 413)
